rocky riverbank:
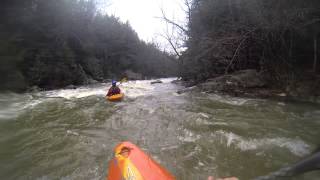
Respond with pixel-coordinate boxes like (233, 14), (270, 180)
(175, 69), (320, 103)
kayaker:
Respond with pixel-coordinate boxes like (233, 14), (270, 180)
(107, 80), (121, 97)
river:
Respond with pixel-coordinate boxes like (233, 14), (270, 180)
(0, 78), (319, 180)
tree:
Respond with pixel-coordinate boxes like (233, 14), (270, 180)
(0, 0), (178, 91)
(180, 0), (320, 87)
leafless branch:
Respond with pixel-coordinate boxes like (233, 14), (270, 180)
(158, 33), (181, 58)
(184, 0), (192, 22)
(156, 8), (188, 33)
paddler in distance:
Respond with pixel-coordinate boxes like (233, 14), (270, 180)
(107, 80), (121, 97)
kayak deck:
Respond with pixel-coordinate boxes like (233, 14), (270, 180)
(107, 141), (175, 180)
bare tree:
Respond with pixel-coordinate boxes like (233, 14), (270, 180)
(156, 0), (192, 57)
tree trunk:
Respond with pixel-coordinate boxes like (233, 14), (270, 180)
(289, 31), (293, 60)
(313, 36), (317, 73)
(228, 0), (234, 22)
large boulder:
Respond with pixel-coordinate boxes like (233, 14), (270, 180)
(229, 69), (266, 88)
(199, 69), (266, 92)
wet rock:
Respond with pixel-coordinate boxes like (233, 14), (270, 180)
(66, 85), (77, 89)
(28, 85), (41, 92)
(231, 69), (266, 88)
(171, 79), (184, 86)
(171, 78), (198, 87)
(87, 78), (98, 84)
(199, 69), (266, 92)
(151, 80), (163, 84)
(177, 86), (198, 94)
(185, 80), (198, 87)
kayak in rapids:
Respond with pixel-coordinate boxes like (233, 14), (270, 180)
(107, 141), (175, 180)
(106, 93), (124, 102)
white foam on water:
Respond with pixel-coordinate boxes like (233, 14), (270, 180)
(183, 145), (202, 159)
(160, 145), (179, 151)
(178, 129), (201, 142)
(42, 78), (176, 100)
(198, 112), (210, 119)
(208, 94), (250, 106)
(20, 97), (45, 110)
(0, 94), (45, 120)
(212, 130), (311, 156)
(159, 77), (177, 83)
(3, 78), (177, 118)
(45, 86), (106, 99)
(121, 78), (176, 98)
(120, 80), (155, 98)
(198, 161), (205, 166)
(0, 108), (21, 120)
(194, 117), (215, 126)
(67, 130), (79, 136)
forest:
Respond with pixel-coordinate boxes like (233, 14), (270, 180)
(1, 0), (320, 97)
(0, 0), (178, 91)
(1, 1), (320, 179)
(178, 0), (320, 97)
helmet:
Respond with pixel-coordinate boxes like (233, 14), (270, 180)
(112, 80), (117, 86)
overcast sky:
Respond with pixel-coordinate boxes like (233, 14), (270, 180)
(105, 0), (186, 49)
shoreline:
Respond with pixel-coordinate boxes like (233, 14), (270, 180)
(175, 81), (320, 104)
(173, 70), (320, 104)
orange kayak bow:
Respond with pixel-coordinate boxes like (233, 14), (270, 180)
(107, 141), (175, 180)
(107, 93), (124, 102)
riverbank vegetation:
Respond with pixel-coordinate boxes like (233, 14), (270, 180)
(0, 0), (178, 92)
(172, 0), (320, 98)
(2, 0), (320, 98)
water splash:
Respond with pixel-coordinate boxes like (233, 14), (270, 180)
(208, 93), (251, 106)
(212, 130), (311, 156)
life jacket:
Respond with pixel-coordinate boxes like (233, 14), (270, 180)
(107, 86), (121, 96)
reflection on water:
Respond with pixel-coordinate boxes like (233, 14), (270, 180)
(0, 78), (319, 180)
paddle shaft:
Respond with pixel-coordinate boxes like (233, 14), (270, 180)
(255, 151), (320, 180)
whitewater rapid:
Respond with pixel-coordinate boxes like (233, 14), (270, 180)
(0, 78), (319, 180)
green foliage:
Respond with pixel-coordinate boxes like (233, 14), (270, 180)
(0, 0), (178, 91)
